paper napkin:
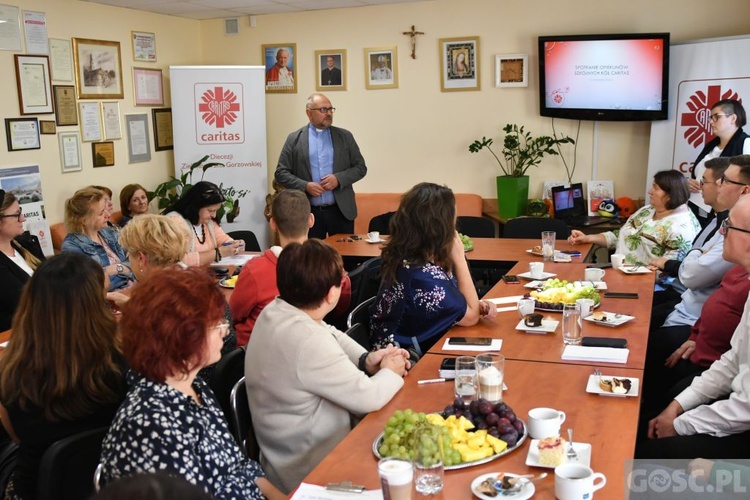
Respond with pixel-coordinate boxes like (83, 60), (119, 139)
(561, 345), (629, 364)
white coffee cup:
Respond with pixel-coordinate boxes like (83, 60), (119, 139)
(576, 298), (595, 318)
(527, 407), (566, 439)
(584, 267), (605, 282)
(367, 231), (380, 242)
(555, 463), (607, 500)
(517, 298), (536, 318)
(529, 261), (545, 279)
(378, 458), (413, 500)
(610, 254), (625, 269)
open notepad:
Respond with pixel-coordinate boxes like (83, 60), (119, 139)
(562, 345), (629, 364)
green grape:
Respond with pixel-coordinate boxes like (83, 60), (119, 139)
(379, 444), (389, 455)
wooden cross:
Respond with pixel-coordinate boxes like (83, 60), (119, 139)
(402, 25), (425, 59)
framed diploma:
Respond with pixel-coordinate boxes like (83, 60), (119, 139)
(101, 101), (122, 140)
(53, 85), (78, 126)
(131, 31), (156, 62)
(72, 38), (124, 99)
(92, 141), (115, 167)
(5, 118), (40, 151)
(152, 107), (173, 151)
(132, 67), (163, 106)
(40, 120), (56, 134)
(58, 131), (82, 173)
(125, 113), (151, 163)
(79, 101), (102, 142)
(14, 54), (53, 114)
(49, 38), (73, 81)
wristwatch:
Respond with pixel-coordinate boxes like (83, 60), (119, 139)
(116, 264), (124, 274)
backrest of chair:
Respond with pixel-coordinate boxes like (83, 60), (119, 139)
(502, 217), (570, 239)
(457, 216), (496, 238)
(358, 257), (382, 305)
(227, 230), (261, 252)
(37, 426), (110, 500)
(50, 222), (68, 254)
(230, 377), (260, 461)
(207, 347), (246, 422)
(347, 296), (377, 330)
(344, 323), (371, 350)
(367, 212), (395, 235)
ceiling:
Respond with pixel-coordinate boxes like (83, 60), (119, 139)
(82, 0), (432, 20)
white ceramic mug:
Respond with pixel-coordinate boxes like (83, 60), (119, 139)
(367, 231), (380, 242)
(555, 463), (607, 500)
(529, 261), (545, 280)
(517, 298), (536, 318)
(527, 407), (566, 439)
(576, 298), (595, 318)
(584, 267), (605, 282)
(610, 254), (625, 269)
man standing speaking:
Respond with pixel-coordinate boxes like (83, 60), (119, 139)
(275, 94), (367, 238)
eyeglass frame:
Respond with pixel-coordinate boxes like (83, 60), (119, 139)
(0, 209), (23, 221)
(720, 175), (749, 187)
(699, 176), (721, 187)
(308, 107), (336, 114)
(710, 113), (733, 122)
(721, 217), (750, 236)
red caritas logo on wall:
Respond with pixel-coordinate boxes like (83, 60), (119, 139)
(672, 78), (749, 174)
(194, 83), (245, 145)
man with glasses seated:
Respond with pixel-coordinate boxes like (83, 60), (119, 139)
(275, 93), (367, 239)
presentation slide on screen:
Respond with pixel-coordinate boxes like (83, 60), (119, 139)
(543, 39), (664, 110)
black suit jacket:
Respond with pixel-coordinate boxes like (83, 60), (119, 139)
(321, 67), (342, 86)
(0, 232), (45, 331)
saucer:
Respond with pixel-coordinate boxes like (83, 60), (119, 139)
(586, 374), (640, 397)
(515, 318), (559, 334)
(618, 265), (652, 274)
(526, 440), (591, 468)
(583, 311), (635, 327)
(471, 472), (535, 500)
(364, 237), (385, 244)
(517, 271), (557, 280)
(575, 280), (608, 290)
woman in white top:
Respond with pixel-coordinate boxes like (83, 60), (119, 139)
(0, 190), (44, 331)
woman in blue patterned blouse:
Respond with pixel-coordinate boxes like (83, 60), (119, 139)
(370, 183), (496, 356)
(98, 267), (283, 499)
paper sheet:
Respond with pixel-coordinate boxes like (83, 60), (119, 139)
(561, 345), (629, 364)
(441, 338), (502, 352)
(485, 295), (524, 305)
(291, 483), (383, 500)
(215, 254), (257, 266)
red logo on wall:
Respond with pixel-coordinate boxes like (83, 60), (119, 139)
(198, 87), (240, 128)
(680, 84), (741, 149)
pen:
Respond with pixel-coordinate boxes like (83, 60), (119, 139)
(417, 378), (446, 385)
(222, 242), (234, 246)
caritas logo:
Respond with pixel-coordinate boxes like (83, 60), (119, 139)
(680, 84), (741, 149)
(194, 83), (244, 144)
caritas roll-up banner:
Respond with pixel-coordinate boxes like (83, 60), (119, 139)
(170, 66), (269, 246)
(647, 36), (750, 196)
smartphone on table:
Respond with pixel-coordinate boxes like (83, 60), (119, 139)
(502, 275), (520, 284)
(447, 337), (493, 346)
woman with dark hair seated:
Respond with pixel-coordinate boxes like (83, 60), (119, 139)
(569, 170), (700, 266)
(0, 190), (44, 331)
(0, 253), (127, 499)
(246, 239), (409, 493)
(369, 182), (497, 355)
(118, 184), (149, 227)
(163, 181), (242, 266)
(99, 267), (282, 499)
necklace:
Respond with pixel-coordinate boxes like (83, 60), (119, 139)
(193, 224), (206, 245)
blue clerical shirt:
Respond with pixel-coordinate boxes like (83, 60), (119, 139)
(307, 124), (335, 206)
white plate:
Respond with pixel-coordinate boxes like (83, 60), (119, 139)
(526, 440), (591, 468)
(586, 374), (640, 397)
(364, 237), (385, 244)
(517, 271), (557, 280)
(618, 265), (652, 274)
(526, 249), (545, 257)
(471, 472), (535, 500)
(515, 319), (559, 334)
(583, 311), (635, 327)
(218, 277), (237, 289)
(575, 280), (608, 290)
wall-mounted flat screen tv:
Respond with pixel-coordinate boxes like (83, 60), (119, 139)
(538, 33), (670, 121)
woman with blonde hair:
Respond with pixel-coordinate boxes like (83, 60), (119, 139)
(62, 187), (133, 291)
(0, 253), (127, 499)
(117, 214), (189, 281)
(119, 184), (149, 227)
(0, 190), (44, 331)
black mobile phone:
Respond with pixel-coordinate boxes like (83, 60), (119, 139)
(582, 337), (628, 349)
(440, 358), (457, 371)
(604, 292), (639, 299)
(350, 235), (361, 240)
(448, 337), (493, 346)
(502, 275), (520, 284)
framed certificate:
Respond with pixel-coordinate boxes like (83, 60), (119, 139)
(131, 31), (156, 62)
(79, 101), (102, 142)
(5, 118), (41, 151)
(125, 113), (151, 163)
(101, 101), (122, 140)
(133, 67), (163, 106)
(58, 131), (82, 173)
(152, 107), (173, 151)
(92, 141), (115, 167)
(53, 85), (78, 126)
(14, 54), (53, 114)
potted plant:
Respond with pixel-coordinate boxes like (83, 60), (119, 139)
(469, 124), (574, 219)
(149, 154), (240, 223)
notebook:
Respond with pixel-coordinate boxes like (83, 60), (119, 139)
(551, 183), (612, 227)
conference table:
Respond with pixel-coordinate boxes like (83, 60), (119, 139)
(301, 238), (656, 499)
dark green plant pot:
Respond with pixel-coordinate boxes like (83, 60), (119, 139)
(496, 175), (529, 219)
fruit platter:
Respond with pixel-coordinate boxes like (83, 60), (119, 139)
(525, 279), (600, 311)
(373, 399), (526, 470)
(459, 233), (474, 252)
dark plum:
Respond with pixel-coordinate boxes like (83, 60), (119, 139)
(485, 413), (500, 426)
(443, 405), (456, 416)
(499, 432), (518, 447)
(454, 410), (464, 419)
(513, 419), (524, 435)
(478, 400), (494, 416)
(488, 427), (500, 438)
(469, 400), (481, 416)
(493, 402), (508, 415)
(476, 420), (489, 430)
(505, 411), (517, 423)
(498, 423), (514, 435)
(453, 397), (465, 410)
(497, 417), (511, 428)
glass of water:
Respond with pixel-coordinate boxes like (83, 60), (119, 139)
(414, 426), (443, 495)
(562, 303), (582, 345)
(454, 356), (476, 407)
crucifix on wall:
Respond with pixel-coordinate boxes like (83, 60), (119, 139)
(402, 25), (425, 59)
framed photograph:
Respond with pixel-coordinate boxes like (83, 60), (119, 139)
(40, 120), (56, 134)
(125, 113), (151, 163)
(72, 38), (124, 99)
(58, 131), (82, 173)
(152, 107), (173, 151)
(14, 54), (53, 114)
(78, 101), (102, 142)
(101, 101), (122, 140)
(365, 46), (398, 90)
(5, 118), (40, 151)
(315, 50), (346, 91)
(439, 36), (480, 92)
(262, 43), (297, 93)
(92, 141), (115, 167)
(495, 53), (528, 88)
(133, 67), (163, 106)
(131, 31), (156, 62)
(53, 85), (78, 126)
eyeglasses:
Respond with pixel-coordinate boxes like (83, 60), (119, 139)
(720, 175), (748, 187)
(309, 107), (336, 114)
(0, 209), (22, 221)
(699, 177), (720, 187)
(710, 113), (732, 122)
(213, 320), (230, 336)
(721, 217), (750, 235)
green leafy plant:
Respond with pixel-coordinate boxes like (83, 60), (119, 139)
(469, 123), (575, 177)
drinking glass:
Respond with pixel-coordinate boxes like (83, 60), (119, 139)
(475, 354), (505, 403)
(562, 303), (582, 345)
(378, 457), (414, 500)
(541, 231), (556, 261)
(414, 427), (443, 495)
(454, 356), (476, 407)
